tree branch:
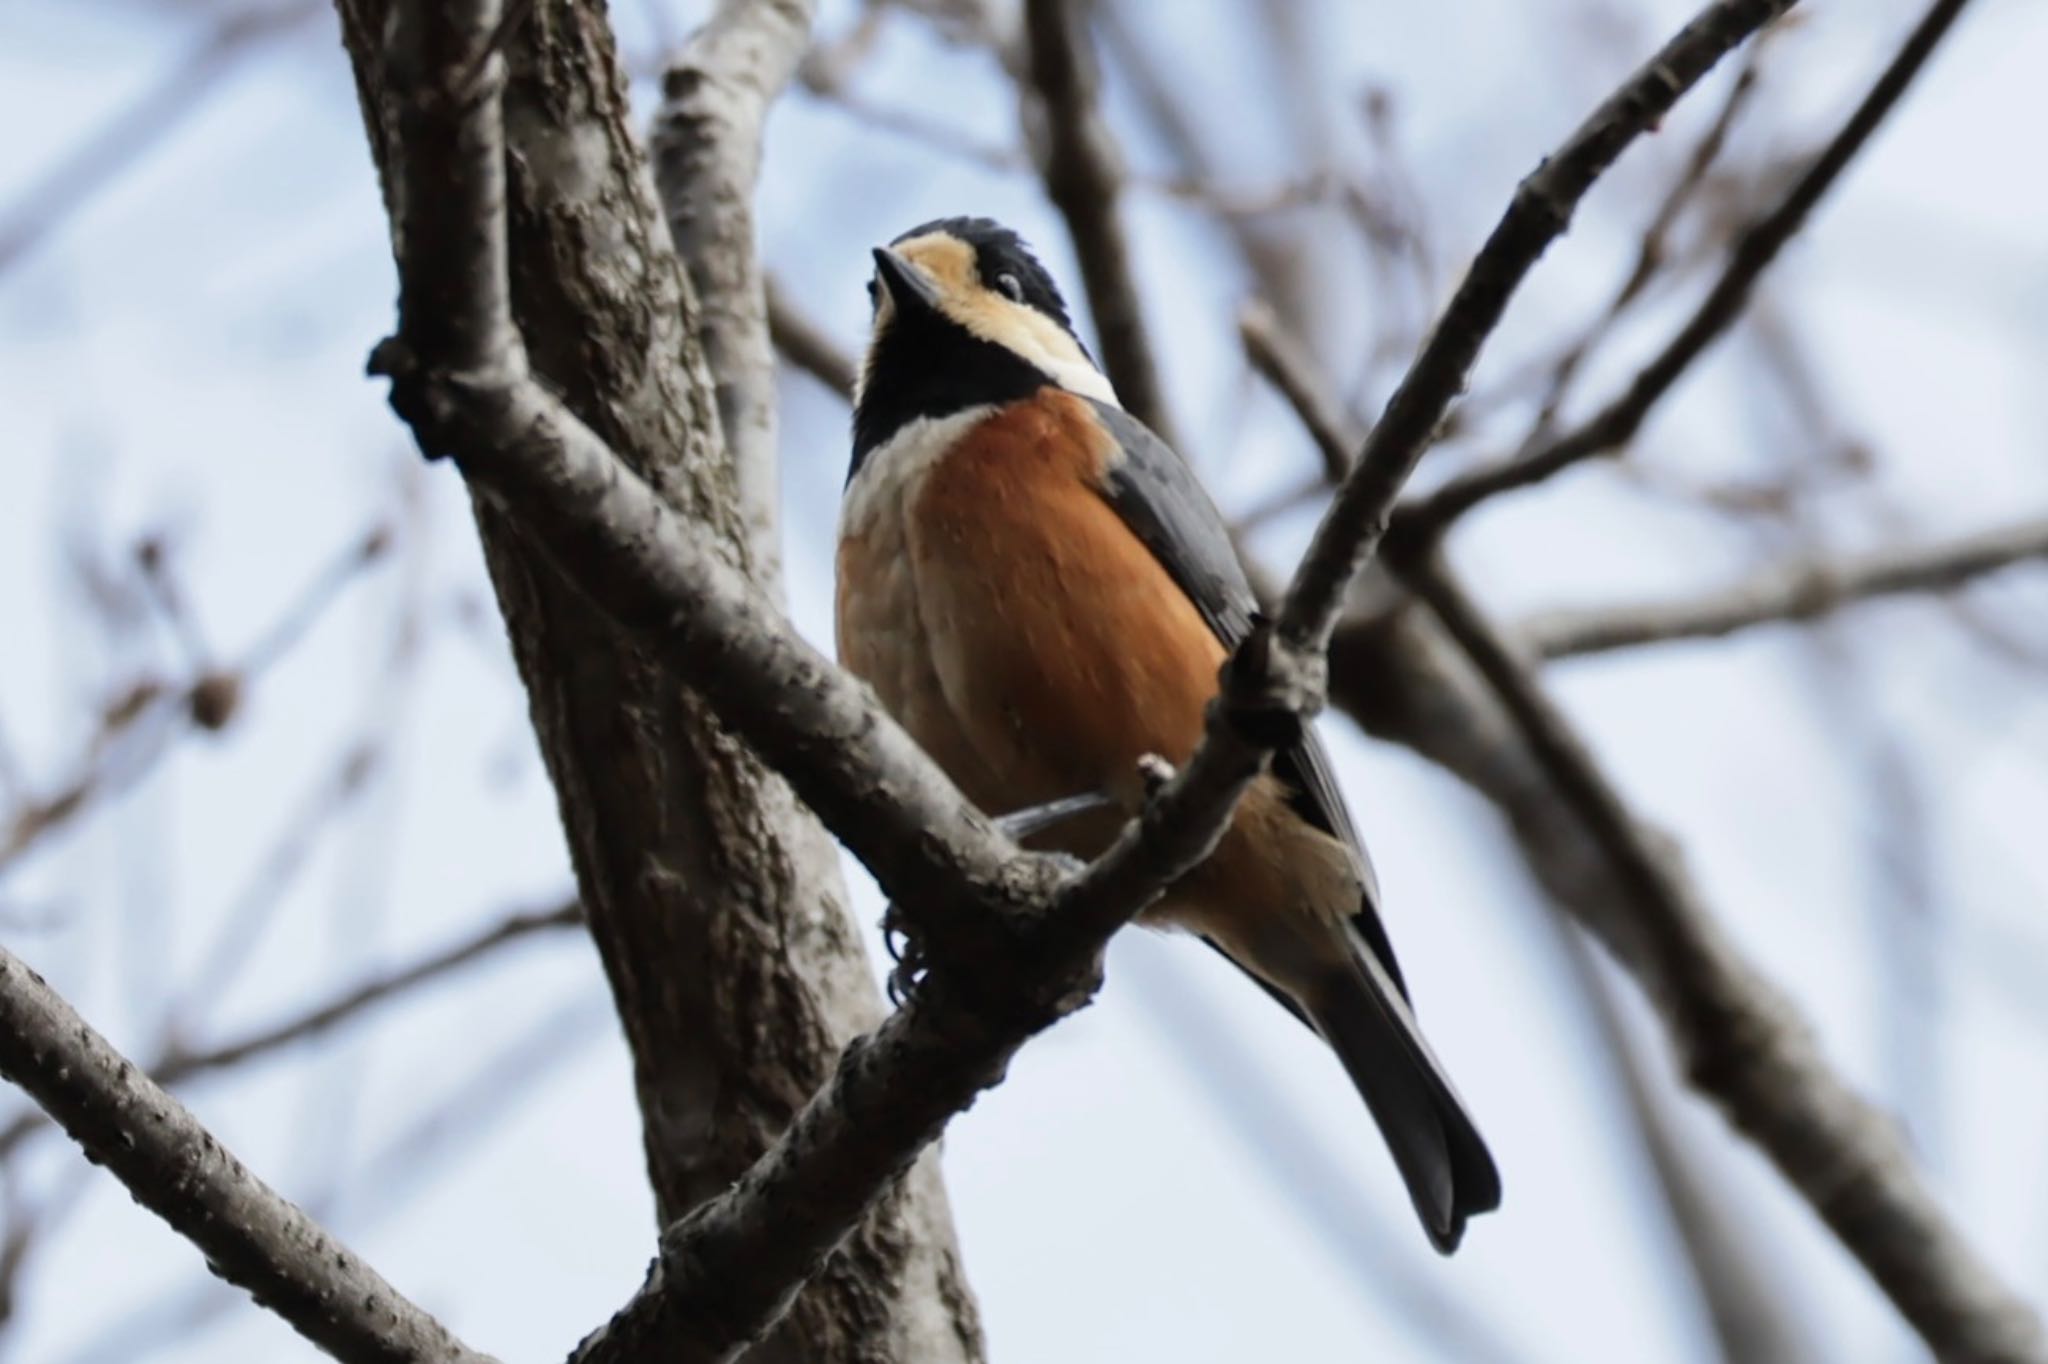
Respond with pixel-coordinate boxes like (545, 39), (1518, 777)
(1394, 0), (1974, 544)
(650, 0), (814, 594)
(1399, 555), (2044, 1364)
(766, 275), (859, 398)
(0, 899), (581, 1160)
(1523, 516), (2048, 658)
(0, 946), (494, 1364)
(367, 0), (1794, 1356)
(1275, 0), (1801, 654)
(1021, 0), (1179, 448)
(1247, 261), (2045, 1360)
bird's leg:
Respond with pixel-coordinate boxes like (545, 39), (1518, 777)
(992, 790), (1116, 841)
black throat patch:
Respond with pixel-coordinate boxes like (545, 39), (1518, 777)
(850, 309), (1048, 479)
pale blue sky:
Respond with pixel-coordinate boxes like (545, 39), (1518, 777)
(1, 1), (2044, 1360)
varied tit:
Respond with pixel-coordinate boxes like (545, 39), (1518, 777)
(835, 216), (1500, 1252)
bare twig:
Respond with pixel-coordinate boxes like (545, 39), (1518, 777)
(765, 276), (859, 398)
(0, 899), (583, 1160)
(0, 524), (392, 877)
(1277, 0), (1805, 655)
(1523, 516), (2048, 659)
(1249, 244), (2041, 1360)
(1021, 0), (1178, 447)
(1520, 40), (1772, 440)
(1401, 556), (2044, 1364)
(1240, 301), (1356, 484)
(1394, 0), (1973, 545)
(0, 946), (495, 1364)
(0, 1), (323, 279)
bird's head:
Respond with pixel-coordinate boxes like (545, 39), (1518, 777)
(852, 217), (1116, 463)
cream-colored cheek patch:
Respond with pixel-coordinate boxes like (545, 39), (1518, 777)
(895, 234), (977, 291)
(882, 232), (1122, 409)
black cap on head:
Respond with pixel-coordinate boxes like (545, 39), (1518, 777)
(891, 216), (1076, 335)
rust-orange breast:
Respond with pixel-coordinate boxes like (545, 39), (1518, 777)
(905, 390), (1225, 807)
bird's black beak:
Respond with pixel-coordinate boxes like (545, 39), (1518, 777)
(871, 247), (942, 317)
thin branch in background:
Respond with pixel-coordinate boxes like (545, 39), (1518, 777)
(0, 946), (496, 1364)
(1521, 516), (2048, 660)
(0, 522), (393, 877)
(1241, 300), (1357, 485)
(1401, 555), (2044, 1364)
(1552, 925), (1816, 1364)
(0, 1), (324, 280)
(1021, 0), (1180, 448)
(798, 72), (1026, 173)
(176, 737), (385, 1022)
(133, 535), (219, 675)
(766, 274), (858, 399)
(1520, 38), (1771, 442)
(1394, 0), (1972, 546)
(0, 898), (582, 1160)
(240, 522), (395, 674)
(1242, 237), (2042, 1356)
(1275, 0), (1807, 655)
(0, 1162), (93, 1332)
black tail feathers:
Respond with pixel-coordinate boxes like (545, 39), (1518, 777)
(1306, 936), (1500, 1254)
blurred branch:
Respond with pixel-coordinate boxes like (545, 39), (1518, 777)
(1557, 931), (1815, 1364)
(0, 946), (494, 1363)
(1276, 0), (1803, 654)
(0, 523), (391, 878)
(1523, 517), (2048, 659)
(1522, 39), (1771, 439)
(1245, 263), (2042, 1359)
(0, 898), (583, 1160)
(1241, 301), (1354, 484)
(1394, 0), (1973, 547)
(1400, 556), (2044, 1364)
(0, 1), (324, 279)
(1021, 0), (1178, 447)
(766, 274), (859, 398)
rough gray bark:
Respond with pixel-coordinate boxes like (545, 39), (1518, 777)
(331, 3), (983, 1361)
(0, 946), (491, 1364)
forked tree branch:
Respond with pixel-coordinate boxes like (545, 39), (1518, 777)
(1523, 516), (2048, 658)
(1400, 558), (2043, 1364)
(1274, 0), (1802, 654)
(1393, 0), (1974, 546)
(366, 0), (1796, 1358)
(0, 947), (493, 1364)
(1243, 263), (2044, 1361)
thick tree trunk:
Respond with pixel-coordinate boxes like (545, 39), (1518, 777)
(332, 4), (983, 1360)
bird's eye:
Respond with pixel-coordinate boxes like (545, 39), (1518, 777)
(995, 272), (1025, 303)
(866, 277), (881, 311)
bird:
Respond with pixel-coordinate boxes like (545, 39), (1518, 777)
(835, 215), (1500, 1252)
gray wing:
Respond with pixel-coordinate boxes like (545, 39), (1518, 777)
(1084, 399), (1407, 1000)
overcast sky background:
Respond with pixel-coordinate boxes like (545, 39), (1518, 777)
(2, 0), (2046, 1360)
